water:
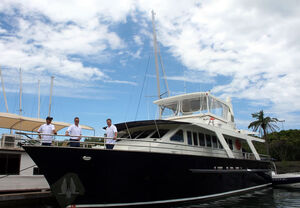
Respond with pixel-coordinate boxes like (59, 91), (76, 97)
(5, 187), (300, 208)
(167, 187), (300, 208)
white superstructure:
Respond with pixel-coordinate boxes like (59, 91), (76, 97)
(112, 91), (265, 162)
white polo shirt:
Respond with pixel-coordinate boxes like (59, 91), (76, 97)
(67, 124), (82, 140)
(105, 124), (117, 144)
(38, 124), (55, 143)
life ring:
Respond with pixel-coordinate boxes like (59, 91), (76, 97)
(235, 139), (241, 150)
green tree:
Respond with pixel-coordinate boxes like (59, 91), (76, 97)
(248, 110), (279, 155)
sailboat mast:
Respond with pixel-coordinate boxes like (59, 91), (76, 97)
(151, 11), (163, 118)
(19, 68), (22, 116)
(48, 76), (54, 117)
(0, 66), (9, 113)
(38, 80), (40, 118)
(151, 11), (161, 100)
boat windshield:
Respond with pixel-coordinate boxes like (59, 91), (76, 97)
(160, 94), (230, 120)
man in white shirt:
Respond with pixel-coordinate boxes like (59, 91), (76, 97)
(38, 117), (56, 146)
(65, 117), (82, 147)
(105, 118), (117, 149)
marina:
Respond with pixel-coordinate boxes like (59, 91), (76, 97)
(0, 2), (300, 208)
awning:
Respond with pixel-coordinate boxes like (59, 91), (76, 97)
(0, 112), (94, 132)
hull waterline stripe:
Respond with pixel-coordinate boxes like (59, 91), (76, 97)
(70, 183), (272, 207)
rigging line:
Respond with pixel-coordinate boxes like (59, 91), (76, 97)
(124, 122), (132, 139)
(153, 119), (161, 138)
(134, 54), (151, 121)
(157, 42), (170, 97)
(0, 164), (37, 180)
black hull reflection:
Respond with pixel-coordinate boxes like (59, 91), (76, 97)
(23, 146), (272, 207)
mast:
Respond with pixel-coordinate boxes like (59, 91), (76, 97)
(151, 11), (161, 100)
(19, 68), (22, 116)
(151, 10), (163, 118)
(0, 66), (9, 112)
(38, 80), (40, 118)
(48, 76), (54, 117)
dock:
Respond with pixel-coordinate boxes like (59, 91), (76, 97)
(0, 190), (58, 207)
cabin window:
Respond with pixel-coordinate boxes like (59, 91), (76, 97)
(0, 153), (20, 175)
(151, 129), (169, 138)
(170, 130), (184, 142)
(130, 131), (143, 139)
(121, 133), (129, 138)
(206, 135), (212, 147)
(212, 135), (218, 148)
(198, 133), (205, 146)
(218, 140), (223, 149)
(193, 132), (198, 146)
(136, 130), (155, 139)
(226, 138), (233, 150)
(187, 131), (193, 145)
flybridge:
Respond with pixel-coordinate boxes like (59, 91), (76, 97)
(154, 92), (234, 123)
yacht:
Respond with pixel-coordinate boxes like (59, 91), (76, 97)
(22, 12), (272, 207)
(23, 92), (272, 207)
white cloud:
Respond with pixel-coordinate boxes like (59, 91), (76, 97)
(0, 0), (300, 128)
(134, 0), (300, 125)
(133, 35), (143, 46)
(0, 0), (135, 99)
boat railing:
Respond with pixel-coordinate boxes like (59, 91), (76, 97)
(14, 132), (269, 161)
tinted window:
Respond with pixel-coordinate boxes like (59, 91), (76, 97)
(121, 133), (129, 138)
(206, 135), (212, 147)
(212, 135), (218, 148)
(137, 130), (154, 139)
(218, 140), (223, 149)
(199, 133), (205, 146)
(130, 131), (143, 139)
(193, 132), (198, 146)
(151, 129), (169, 138)
(187, 131), (193, 145)
(228, 139), (233, 150)
(170, 130), (184, 142)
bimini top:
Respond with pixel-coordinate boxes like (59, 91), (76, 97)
(154, 92), (234, 122)
(0, 112), (94, 132)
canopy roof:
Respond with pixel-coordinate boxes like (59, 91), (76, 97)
(0, 112), (94, 132)
(154, 92), (229, 111)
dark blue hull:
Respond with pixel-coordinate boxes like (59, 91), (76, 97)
(23, 146), (272, 207)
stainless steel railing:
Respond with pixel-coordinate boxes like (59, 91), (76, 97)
(4, 132), (267, 161)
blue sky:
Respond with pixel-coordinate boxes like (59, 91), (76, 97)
(0, 0), (299, 136)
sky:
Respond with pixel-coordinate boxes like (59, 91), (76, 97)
(0, 0), (299, 136)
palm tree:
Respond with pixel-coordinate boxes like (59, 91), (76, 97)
(248, 110), (279, 155)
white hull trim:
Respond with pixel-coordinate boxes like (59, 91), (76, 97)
(70, 183), (272, 207)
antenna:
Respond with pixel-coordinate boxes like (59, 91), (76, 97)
(0, 66), (9, 112)
(48, 76), (54, 117)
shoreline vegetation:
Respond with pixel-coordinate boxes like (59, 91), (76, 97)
(275, 161), (300, 174)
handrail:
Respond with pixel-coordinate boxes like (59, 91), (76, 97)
(12, 132), (268, 161)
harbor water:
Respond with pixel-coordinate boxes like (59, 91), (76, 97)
(4, 187), (300, 208)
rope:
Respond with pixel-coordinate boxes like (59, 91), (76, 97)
(135, 54), (151, 120)
(0, 164), (37, 180)
(153, 119), (161, 138)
